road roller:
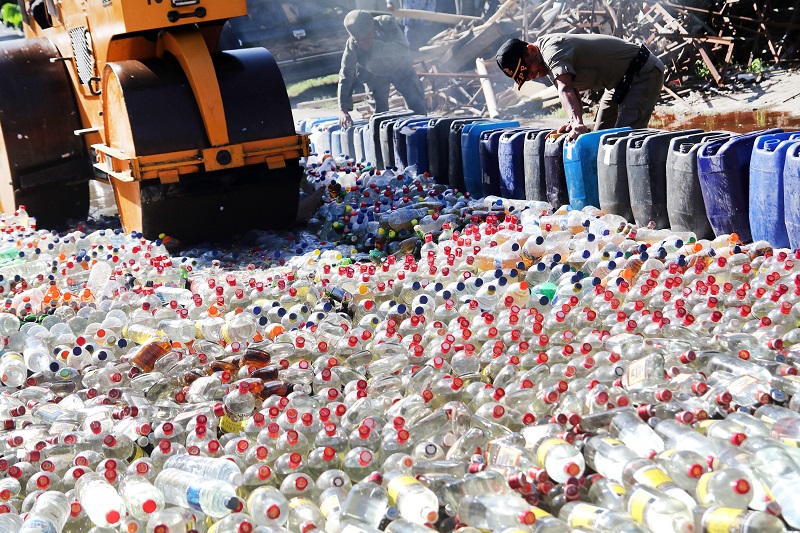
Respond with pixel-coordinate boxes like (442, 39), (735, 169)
(0, 0), (309, 241)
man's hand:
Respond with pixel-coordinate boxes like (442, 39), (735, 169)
(548, 121), (589, 141)
(566, 123), (589, 141)
(339, 110), (353, 129)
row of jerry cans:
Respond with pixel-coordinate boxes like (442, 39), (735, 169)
(298, 112), (534, 198)
(298, 111), (435, 172)
(506, 126), (800, 249)
(298, 114), (800, 249)
(585, 127), (800, 248)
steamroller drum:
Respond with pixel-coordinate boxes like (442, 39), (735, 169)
(103, 48), (300, 242)
(0, 38), (91, 228)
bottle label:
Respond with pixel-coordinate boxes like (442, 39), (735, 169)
(569, 503), (603, 528)
(186, 486), (203, 512)
(727, 375), (760, 396)
(626, 357), (649, 387)
(636, 466), (674, 491)
(49, 421), (78, 435)
(387, 474), (419, 504)
(695, 420), (714, 435)
(493, 444), (523, 467)
(220, 416), (246, 434)
(289, 498), (314, 509)
(221, 324), (234, 343)
(536, 438), (564, 468)
(705, 507), (747, 533)
(319, 494), (341, 517)
(531, 507), (552, 519)
(128, 445), (146, 462)
(696, 473), (711, 503)
(610, 483), (626, 495)
(20, 519), (57, 533)
(628, 488), (656, 524)
(600, 437), (624, 446)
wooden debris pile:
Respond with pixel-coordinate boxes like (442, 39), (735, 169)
(394, 0), (800, 116)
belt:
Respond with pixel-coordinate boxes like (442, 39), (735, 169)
(612, 44), (651, 104)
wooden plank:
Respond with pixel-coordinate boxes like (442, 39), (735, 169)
(721, 41), (735, 81)
(529, 85), (558, 101)
(782, 91), (800, 103)
(416, 72), (492, 78)
(542, 97), (561, 108)
(393, 9), (483, 24)
(751, 1), (780, 63)
(475, 0), (519, 30)
(655, 33), (734, 46)
(602, 1), (621, 37)
(662, 85), (691, 110)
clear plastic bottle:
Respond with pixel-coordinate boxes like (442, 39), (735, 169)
(609, 410), (665, 457)
(155, 468), (241, 518)
(119, 473), (165, 519)
(456, 493), (537, 530)
(163, 454), (244, 486)
(533, 437), (585, 483)
(699, 506), (786, 533)
(19, 491), (69, 533)
(623, 485), (694, 533)
(0, 353), (27, 387)
(654, 449), (707, 492)
(382, 469), (439, 524)
(286, 497), (326, 532)
(340, 472), (389, 528)
(558, 501), (646, 533)
(694, 468), (751, 509)
(75, 471), (126, 526)
(247, 486), (289, 527)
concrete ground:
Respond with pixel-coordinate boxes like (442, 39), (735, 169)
(657, 69), (800, 115)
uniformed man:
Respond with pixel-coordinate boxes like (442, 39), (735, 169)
(495, 35), (665, 140)
(338, 10), (427, 128)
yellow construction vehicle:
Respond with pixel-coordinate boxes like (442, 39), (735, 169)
(0, 0), (309, 241)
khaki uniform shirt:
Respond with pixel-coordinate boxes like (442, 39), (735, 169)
(338, 15), (411, 111)
(536, 33), (641, 92)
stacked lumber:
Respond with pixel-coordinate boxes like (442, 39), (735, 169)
(385, 0), (800, 116)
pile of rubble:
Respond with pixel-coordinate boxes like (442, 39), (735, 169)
(391, 0), (800, 116)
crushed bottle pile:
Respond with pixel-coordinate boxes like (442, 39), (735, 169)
(0, 155), (799, 533)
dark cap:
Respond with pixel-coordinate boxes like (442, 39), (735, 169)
(496, 38), (529, 89)
(344, 10), (375, 38)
